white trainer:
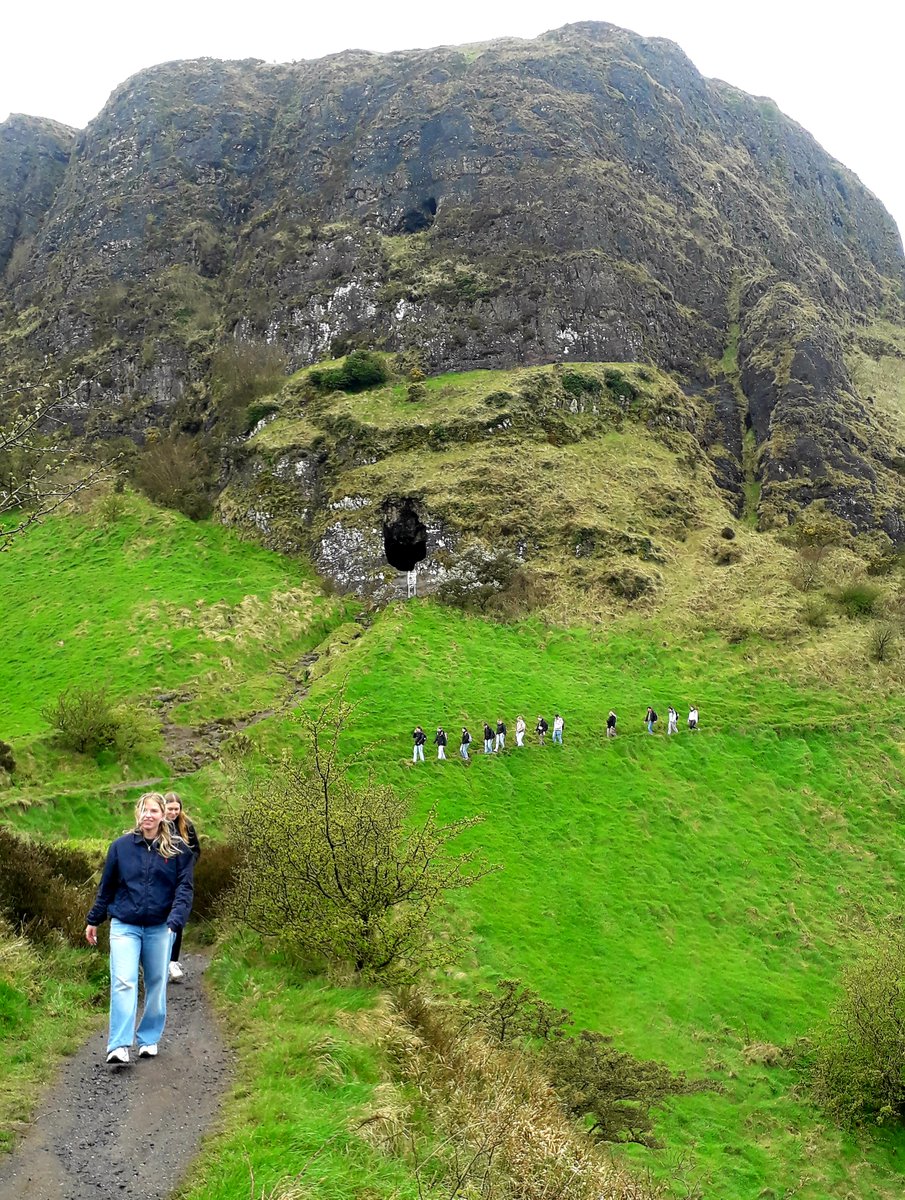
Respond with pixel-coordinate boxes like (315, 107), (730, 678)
(106, 1047), (130, 1065)
(168, 961), (184, 982)
(138, 1044), (158, 1059)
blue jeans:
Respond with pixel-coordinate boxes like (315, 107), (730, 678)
(413, 744), (424, 762)
(647, 721), (655, 734)
(495, 734), (505, 750)
(484, 739), (493, 753)
(108, 919), (173, 1052)
(552, 729), (562, 744)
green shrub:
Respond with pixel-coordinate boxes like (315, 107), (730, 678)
(466, 977), (706, 1147)
(545, 1028), (706, 1147)
(131, 434), (214, 519)
(229, 700), (494, 980)
(41, 686), (120, 754)
(802, 596), (830, 629)
(604, 369), (638, 402)
(244, 400), (280, 431)
(808, 925), (905, 1126)
(406, 383), (426, 403)
(868, 623), (897, 663)
(832, 580), (882, 618)
(309, 350), (389, 394)
(0, 827), (97, 945)
(561, 370), (603, 398)
(191, 841), (238, 921)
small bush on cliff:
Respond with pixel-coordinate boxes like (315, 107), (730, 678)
(832, 579), (881, 618)
(561, 370), (603, 399)
(309, 350), (389, 394)
(808, 924), (905, 1127)
(604, 369), (638, 403)
(0, 740), (15, 775)
(132, 434), (214, 519)
(211, 340), (287, 419)
(229, 699), (494, 980)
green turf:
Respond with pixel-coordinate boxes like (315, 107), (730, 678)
(3, 498), (905, 1197)
(272, 601), (905, 1199)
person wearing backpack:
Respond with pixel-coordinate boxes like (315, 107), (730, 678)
(645, 707), (658, 735)
(606, 710), (617, 738)
(460, 727), (472, 760)
(667, 706), (679, 735)
(552, 713), (564, 744)
(688, 705), (699, 731)
(483, 722), (494, 754)
(434, 726), (448, 760)
(536, 715), (548, 745)
(515, 714), (527, 747)
(495, 719), (507, 751)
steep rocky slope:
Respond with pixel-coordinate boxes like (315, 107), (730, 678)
(1, 21), (904, 562)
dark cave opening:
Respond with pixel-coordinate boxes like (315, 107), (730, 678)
(744, 412), (753, 432)
(395, 197), (438, 234)
(383, 499), (427, 572)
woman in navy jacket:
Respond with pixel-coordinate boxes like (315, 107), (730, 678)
(85, 792), (194, 1065)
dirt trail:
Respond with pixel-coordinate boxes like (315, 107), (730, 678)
(0, 953), (231, 1200)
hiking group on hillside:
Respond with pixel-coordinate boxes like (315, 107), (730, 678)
(412, 705), (700, 761)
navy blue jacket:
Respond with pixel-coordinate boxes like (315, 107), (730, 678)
(86, 832), (195, 932)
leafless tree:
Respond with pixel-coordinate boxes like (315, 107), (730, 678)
(0, 372), (109, 551)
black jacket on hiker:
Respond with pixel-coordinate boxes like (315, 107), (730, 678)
(497, 721), (506, 735)
(606, 713), (617, 730)
(87, 833), (195, 933)
(434, 730), (447, 746)
(461, 729), (471, 745)
(413, 728), (427, 746)
(174, 819), (201, 861)
(536, 718), (548, 734)
(483, 724), (494, 740)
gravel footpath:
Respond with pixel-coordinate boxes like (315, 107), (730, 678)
(0, 953), (232, 1200)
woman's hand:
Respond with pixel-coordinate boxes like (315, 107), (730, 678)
(85, 925), (98, 946)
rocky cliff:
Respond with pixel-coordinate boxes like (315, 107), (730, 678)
(1, 21), (904, 557)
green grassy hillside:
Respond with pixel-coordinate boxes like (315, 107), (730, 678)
(2, 482), (905, 1198)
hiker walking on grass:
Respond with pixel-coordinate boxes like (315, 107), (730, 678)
(495, 719), (507, 751)
(85, 792), (194, 1065)
(515, 715), (527, 747)
(552, 713), (564, 744)
(412, 726), (426, 762)
(606, 710), (617, 738)
(688, 706), (699, 731)
(434, 726), (448, 760)
(483, 722), (494, 754)
(645, 707), (658, 735)
(460, 727), (471, 760)
(667, 707), (679, 736)
(536, 715), (548, 745)
(164, 792), (200, 983)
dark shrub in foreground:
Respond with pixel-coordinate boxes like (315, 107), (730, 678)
(0, 827), (97, 945)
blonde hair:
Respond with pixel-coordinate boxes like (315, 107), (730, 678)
(134, 792), (183, 859)
(164, 790), (190, 843)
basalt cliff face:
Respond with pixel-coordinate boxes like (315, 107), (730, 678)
(1, 21), (904, 569)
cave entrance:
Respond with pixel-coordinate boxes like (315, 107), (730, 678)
(383, 499), (427, 572)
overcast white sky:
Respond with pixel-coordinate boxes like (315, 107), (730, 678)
(2, 1), (903, 239)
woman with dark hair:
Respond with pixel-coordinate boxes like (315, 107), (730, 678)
(164, 791), (201, 982)
(85, 792), (194, 1065)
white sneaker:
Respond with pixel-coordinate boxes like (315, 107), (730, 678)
(106, 1047), (130, 1065)
(138, 1044), (158, 1059)
(168, 961), (184, 982)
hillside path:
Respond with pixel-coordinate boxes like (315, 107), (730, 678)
(0, 953), (231, 1200)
